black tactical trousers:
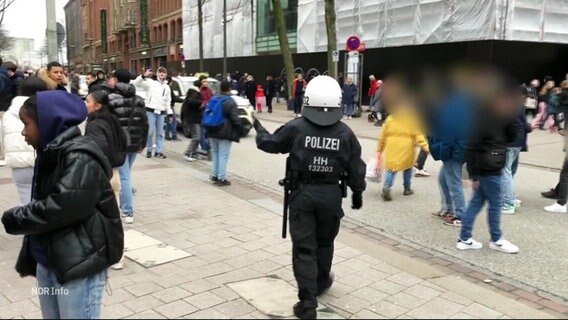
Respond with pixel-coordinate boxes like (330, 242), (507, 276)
(289, 184), (343, 306)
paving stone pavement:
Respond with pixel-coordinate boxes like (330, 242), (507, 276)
(0, 156), (566, 319)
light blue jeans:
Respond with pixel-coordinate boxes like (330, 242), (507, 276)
(118, 152), (137, 215)
(209, 138), (232, 180)
(383, 168), (412, 189)
(36, 263), (106, 319)
(343, 104), (354, 116)
(460, 175), (503, 242)
(438, 159), (466, 219)
(502, 147), (521, 206)
(146, 111), (166, 153)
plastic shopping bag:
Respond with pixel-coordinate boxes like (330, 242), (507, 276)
(365, 157), (382, 183)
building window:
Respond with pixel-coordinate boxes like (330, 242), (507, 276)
(177, 18), (182, 40)
(171, 20), (175, 40)
(256, 0), (298, 53)
(164, 23), (169, 42)
(256, 0), (297, 38)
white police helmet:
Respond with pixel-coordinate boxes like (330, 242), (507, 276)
(301, 75), (343, 126)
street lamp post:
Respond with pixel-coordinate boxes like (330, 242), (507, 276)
(222, 0), (227, 76)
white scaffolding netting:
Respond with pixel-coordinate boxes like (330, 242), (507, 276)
(183, 0), (568, 59)
(297, 0), (568, 53)
(183, 0), (255, 60)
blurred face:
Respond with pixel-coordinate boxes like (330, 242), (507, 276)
(48, 66), (64, 84)
(107, 77), (117, 89)
(158, 70), (167, 81)
(86, 74), (96, 85)
(85, 94), (102, 115)
(346, 77), (353, 84)
(201, 79), (208, 88)
(297, 74), (303, 80)
(19, 109), (40, 150)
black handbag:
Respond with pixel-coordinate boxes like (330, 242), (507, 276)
(481, 148), (507, 172)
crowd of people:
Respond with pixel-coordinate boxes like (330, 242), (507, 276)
(1, 55), (568, 317)
(368, 67), (568, 255)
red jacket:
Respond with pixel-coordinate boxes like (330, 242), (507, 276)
(368, 79), (378, 97)
(292, 79), (307, 97)
(255, 85), (265, 97)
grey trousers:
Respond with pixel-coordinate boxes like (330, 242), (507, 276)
(184, 123), (201, 157)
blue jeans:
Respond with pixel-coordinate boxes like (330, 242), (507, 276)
(199, 125), (210, 153)
(146, 111), (166, 153)
(459, 175), (503, 242)
(502, 147), (521, 206)
(165, 115), (178, 139)
(36, 263), (106, 319)
(209, 138), (232, 180)
(438, 159), (466, 219)
(343, 104), (354, 116)
(383, 168), (412, 189)
(118, 152), (137, 215)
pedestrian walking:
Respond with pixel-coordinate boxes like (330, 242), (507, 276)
(245, 74), (256, 107)
(165, 77), (184, 141)
(203, 81), (244, 186)
(252, 75), (366, 319)
(183, 80), (203, 162)
(1, 77), (48, 205)
(375, 93), (429, 201)
(501, 86), (532, 215)
(265, 75), (275, 113)
(1, 90), (124, 319)
(107, 69), (148, 225)
(458, 79), (520, 254)
(524, 79), (539, 119)
(292, 73), (307, 118)
(368, 75), (378, 107)
(342, 76), (357, 119)
(198, 75), (213, 159)
(133, 67), (172, 159)
(255, 84), (266, 113)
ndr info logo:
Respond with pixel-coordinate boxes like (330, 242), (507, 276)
(32, 285), (70, 296)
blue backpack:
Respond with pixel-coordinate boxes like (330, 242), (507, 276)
(202, 95), (231, 128)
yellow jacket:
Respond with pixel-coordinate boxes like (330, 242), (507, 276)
(376, 109), (429, 172)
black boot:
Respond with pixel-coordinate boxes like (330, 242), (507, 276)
(293, 300), (317, 319)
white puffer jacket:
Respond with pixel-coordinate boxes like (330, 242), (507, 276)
(2, 96), (35, 168)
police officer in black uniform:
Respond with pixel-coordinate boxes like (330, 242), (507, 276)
(253, 76), (366, 319)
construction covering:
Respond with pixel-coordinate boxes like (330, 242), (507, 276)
(296, 0), (568, 53)
(182, 0), (256, 61)
(183, 0), (568, 59)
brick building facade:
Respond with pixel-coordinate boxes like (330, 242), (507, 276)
(65, 0), (183, 74)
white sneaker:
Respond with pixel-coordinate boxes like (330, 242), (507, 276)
(121, 214), (134, 224)
(501, 204), (516, 215)
(514, 199), (522, 208)
(415, 169), (431, 177)
(184, 155), (198, 162)
(110, 261), (124, 270)
(489, 239), (519, 254)
(544, 203), (567, 213)
(0, 159), (5, 167)
(456, 238), (483, 251)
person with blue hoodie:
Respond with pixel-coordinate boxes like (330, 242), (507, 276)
(427, 87), (473, 227)
(1, 90), (124, 319)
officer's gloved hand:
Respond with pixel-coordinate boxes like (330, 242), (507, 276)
(351, 192), (363, 210)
